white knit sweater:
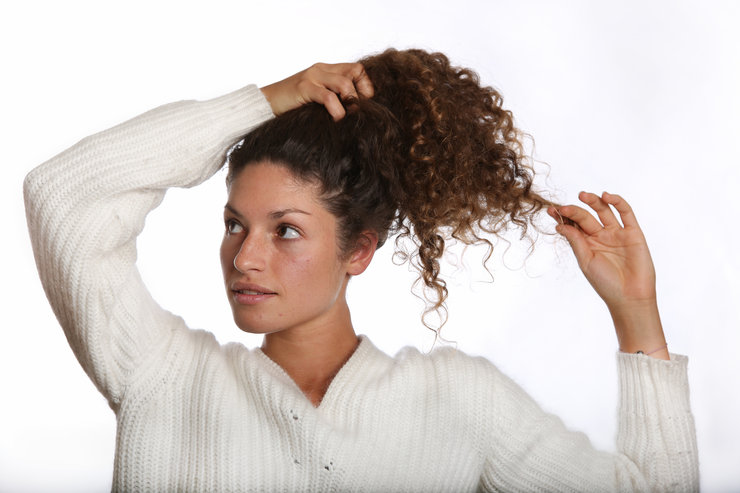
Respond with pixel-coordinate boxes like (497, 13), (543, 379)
(24, 85), (699, 492)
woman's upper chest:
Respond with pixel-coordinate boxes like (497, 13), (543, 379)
(114, 335), (487, 491)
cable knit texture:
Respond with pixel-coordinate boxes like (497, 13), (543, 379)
(24, 85), (699, 492)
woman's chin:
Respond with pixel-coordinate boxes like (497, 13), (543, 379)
(232, 316), (284, 336)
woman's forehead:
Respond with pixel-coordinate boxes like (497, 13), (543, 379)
(226, 162), (327, 215)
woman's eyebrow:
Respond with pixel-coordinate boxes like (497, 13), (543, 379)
(223, 203), (242, 218)
(268, 208), (312, 219)
(223, 204), (311, 219)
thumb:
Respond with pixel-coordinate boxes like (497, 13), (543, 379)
(557, 224), (592, 268)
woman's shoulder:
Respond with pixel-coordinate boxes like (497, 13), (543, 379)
(139, 327), (262, 385)
(377, 338), (515, 398)
(368, 339), (530, 435)
(393, 339), (502, 373)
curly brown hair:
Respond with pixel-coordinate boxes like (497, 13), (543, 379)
(227, 48), (560, 330)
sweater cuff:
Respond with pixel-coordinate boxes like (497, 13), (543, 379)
(203, 84), (275, 137)
(616, 352), (691, 417)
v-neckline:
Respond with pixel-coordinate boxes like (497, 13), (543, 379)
(254, 335), (371, 410)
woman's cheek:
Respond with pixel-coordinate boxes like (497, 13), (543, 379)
(219, 240), (234, 273)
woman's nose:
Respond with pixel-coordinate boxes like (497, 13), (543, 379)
(233, 234), (266, 273)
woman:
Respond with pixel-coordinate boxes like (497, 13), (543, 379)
(24, 49), (698, 491)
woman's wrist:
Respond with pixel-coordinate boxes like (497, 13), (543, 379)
(609, 299), (670, 360)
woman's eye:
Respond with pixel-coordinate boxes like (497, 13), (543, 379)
(277, 225), (300, 239)
(225, 220), (243, 235)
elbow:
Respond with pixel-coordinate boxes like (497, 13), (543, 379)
(23, 165), (51, 258)
(23, 166), (44, 225)
(23, 155), (66, 242)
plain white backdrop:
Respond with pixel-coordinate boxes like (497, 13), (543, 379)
(2, 1), (738, 491)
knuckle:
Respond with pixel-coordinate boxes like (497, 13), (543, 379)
(339, 79), (355, 95)
(321, 90), (337, 105)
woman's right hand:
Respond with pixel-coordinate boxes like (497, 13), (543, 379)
(260, 62), (374, 121)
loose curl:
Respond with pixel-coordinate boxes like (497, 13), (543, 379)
(228, 48), (561, 331)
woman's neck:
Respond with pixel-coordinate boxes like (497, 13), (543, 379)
(260, 308), (359, 407)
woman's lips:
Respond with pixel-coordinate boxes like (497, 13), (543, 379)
(230, 282), (276, 305)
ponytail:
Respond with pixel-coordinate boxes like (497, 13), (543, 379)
(360, 49), (556, 327)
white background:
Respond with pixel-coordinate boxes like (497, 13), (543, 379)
(2, 1), (738, 491)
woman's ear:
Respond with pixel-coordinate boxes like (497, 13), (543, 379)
(346, 231), (379, 276)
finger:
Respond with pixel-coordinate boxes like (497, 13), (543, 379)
(320, 63), (374, 98)
(556, 223), (593, 266)
(556, 204), (603, 236)
(323, 71), (361, 101)
(602, 192), (640, 229)
(295, 75), (347, 120)
(299, 71), (356, 104)
(579, 191), (620, 228)
(546, 206), (563, 224)
(547, 206), (578, 227)
(310, 64), (360, 100)
(347, 64), (374, 98)
(315, 88), (346, 121)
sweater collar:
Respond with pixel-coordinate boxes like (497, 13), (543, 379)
(253, 334), (392, 411)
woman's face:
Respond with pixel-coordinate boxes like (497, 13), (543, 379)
(220, 161), (357, 335)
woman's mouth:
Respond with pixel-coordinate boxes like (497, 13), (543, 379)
(236, 289), (269, 295)
(231, 283), (277, 305)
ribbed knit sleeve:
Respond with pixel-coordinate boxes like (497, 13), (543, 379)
(478, 352), (699, 492)
(23, 86), (274, 407)
(615, 352), (699, 491)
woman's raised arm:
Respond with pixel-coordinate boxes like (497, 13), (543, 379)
(23, 63), (369, 407)
(23, 85), (275, 406)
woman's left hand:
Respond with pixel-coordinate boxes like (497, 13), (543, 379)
(549, 192), (668, 357)
(548, 191), (655, 308)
